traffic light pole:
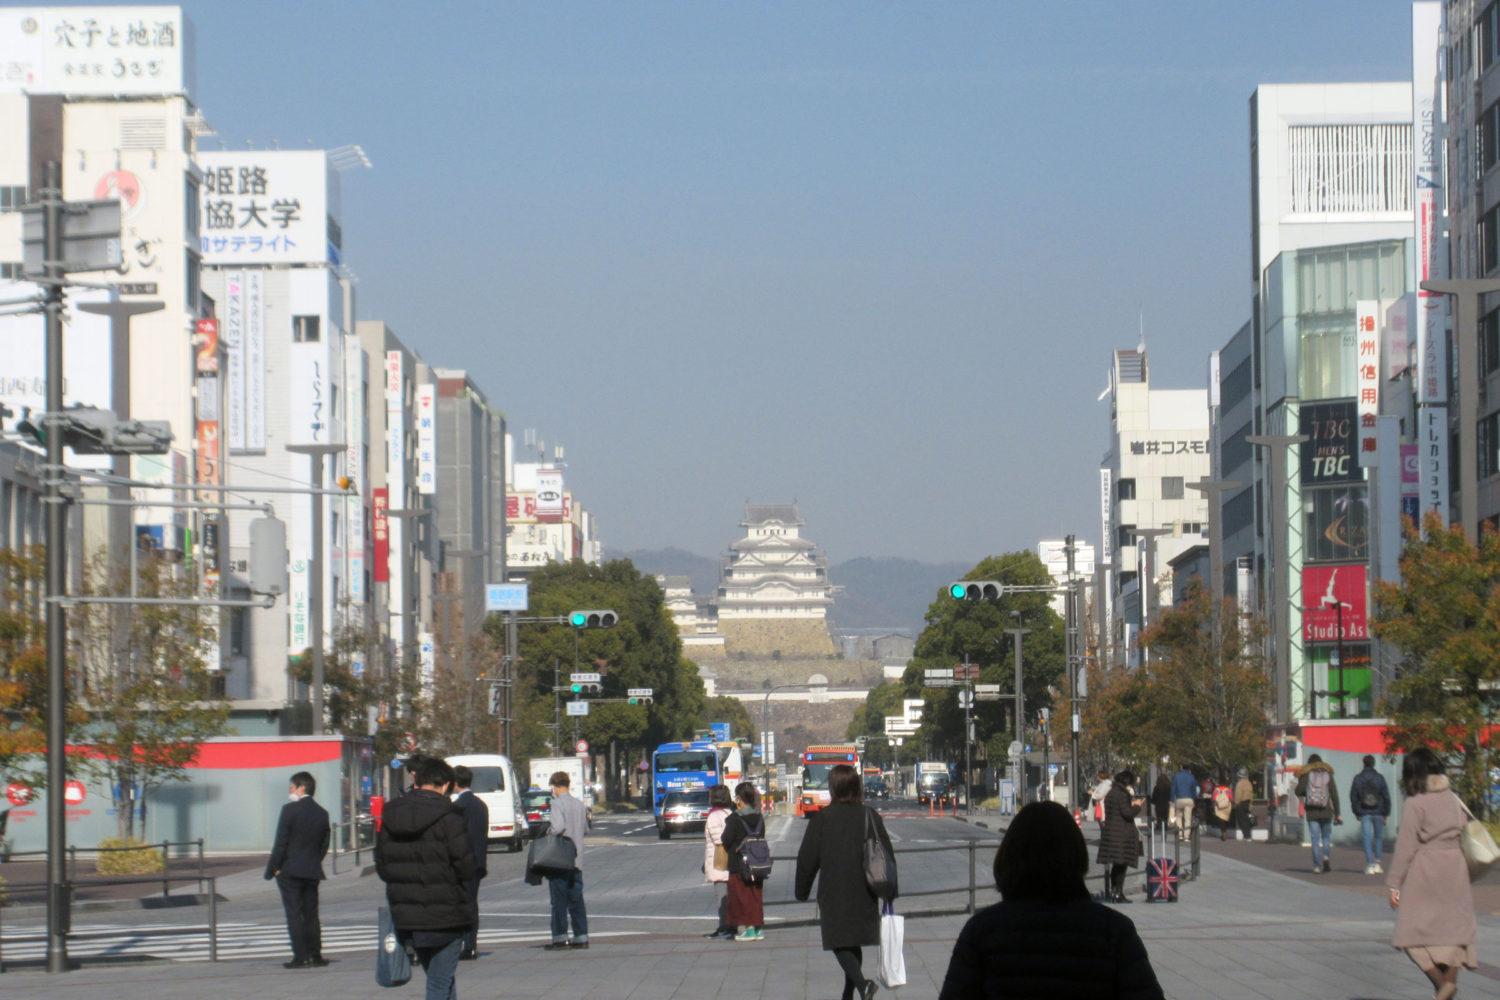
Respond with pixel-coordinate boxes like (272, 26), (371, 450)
(1004, 626), (1030, 807)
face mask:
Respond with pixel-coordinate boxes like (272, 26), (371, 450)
(289, 792), (301, 802)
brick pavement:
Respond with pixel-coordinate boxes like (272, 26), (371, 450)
(2, 821), (1497, 999)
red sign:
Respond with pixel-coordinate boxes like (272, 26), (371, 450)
(1302, 564), (1369, 642)
(195, 318), (219, 374)
(575, 740), (589, 755)
(196, 421), (220, 496)
(64, 780), (86, 805)
(372, 488), (389, 584)
(6, 783), (30, 806)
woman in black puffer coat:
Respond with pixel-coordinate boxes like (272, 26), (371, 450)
(1096, 769), (1144, 903)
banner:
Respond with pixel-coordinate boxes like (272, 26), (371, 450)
(372, 488), (389, 584)
(1356, 300), (1380, 466)
(1301, 564), (1369, 643)
(1413, 2), (1449, 523)
(416, 384), (436, 494)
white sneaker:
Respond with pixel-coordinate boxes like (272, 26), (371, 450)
(1363, 864), (1375, 875)
(1372, 862), (1383, 875)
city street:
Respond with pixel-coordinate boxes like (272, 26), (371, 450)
(1, 803), (1496, 998)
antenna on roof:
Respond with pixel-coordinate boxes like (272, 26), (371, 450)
(1137, 305), (1146, 356)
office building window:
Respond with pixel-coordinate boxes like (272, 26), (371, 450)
(1481, 411), (1500, 480)
(1161, 477), (1184, 500)
(0, 262), (21, 279)
(293, 315), (320, 343)
(1116, 524), (1136, 552)
(0, 186), (26, 213)
(1117, 478), (1136, 501)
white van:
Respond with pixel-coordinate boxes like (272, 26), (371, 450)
(446, 754), (528, 853)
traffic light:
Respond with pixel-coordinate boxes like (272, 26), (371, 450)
(949, 581), (1002, 600)
(568, 609), (618, 628)
(570, 682), (601, 695)
(627, 696), (653, 705)
(16, 406), (172, 455)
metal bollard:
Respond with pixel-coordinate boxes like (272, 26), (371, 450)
(209, 878), (218, 962)
(162, 841), (170, 897)
(967, 840), (977, 914)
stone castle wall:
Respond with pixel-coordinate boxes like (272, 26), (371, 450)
(719, 618), (835, 658)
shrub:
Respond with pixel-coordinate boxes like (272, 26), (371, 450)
(96, 838), (165, 875)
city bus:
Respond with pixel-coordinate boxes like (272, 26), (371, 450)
(798, 744), (860, 816)
(651, 740), (723, 820)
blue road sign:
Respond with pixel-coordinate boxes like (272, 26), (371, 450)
(486, 582), (529, 611)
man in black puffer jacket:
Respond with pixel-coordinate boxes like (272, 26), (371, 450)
(376, 757), (478, 1000)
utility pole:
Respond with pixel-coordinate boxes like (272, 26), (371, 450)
(1064, 535), (1080, 810)
(287, 442), (345, 734)
(1247, 433), (1310, 721)
(1005, 623), (1031, 806)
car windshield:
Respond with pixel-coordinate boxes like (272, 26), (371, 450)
(663, 791), (709, 808)
(655, 751), (716, 773)
(468, 767), (505, 793)
(522, 792), (551, 809)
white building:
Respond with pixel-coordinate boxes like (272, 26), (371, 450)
(1098, 348), (1210, 665)
(1036, 538), (1095, 620)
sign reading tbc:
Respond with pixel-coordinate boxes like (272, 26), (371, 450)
(1300, 400), (1361, 485)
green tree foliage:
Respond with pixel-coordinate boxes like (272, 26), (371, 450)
(702, 695), (755, 743)
(486, 559), (707, 796)
(71, 552), (230, 840)
(1372, 513), (1500, 813)
(904, 552), (1066, 758)
(1089, 583), (1269, 779)
(0, 547), (51, 788)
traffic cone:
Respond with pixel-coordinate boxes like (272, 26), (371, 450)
(929, 797), (935, 818)
(1073, 809), (1082, 829)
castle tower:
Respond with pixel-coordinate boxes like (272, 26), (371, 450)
(714, 503), (835, 657)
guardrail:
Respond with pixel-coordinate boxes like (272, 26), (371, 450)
(327, 815), (375, 875)
(0, 874), (219, 972)
(2, 839), (207, 897)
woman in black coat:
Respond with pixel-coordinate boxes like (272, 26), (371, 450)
(1096, 768), (1144, 903)
(938, 801), (1164, 1000)
(796, 764), (896, 1000)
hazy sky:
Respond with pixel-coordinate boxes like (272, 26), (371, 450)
(180, 1), (1415, 564)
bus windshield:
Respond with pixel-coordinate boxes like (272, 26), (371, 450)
(654, 751), (716, 773)
(803, 762), (838, 790)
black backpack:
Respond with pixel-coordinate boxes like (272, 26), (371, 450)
(738, 814), (773, 882)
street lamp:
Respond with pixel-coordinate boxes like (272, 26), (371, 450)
(286, 442), (348, 735)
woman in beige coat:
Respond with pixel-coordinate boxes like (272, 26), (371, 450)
(1386, 747), (1477, 1000)
(702, 784), (734, 939)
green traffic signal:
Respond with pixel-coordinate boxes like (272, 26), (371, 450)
(570, 612), (587, 627)
(949, 583), (966, 599)
(571, 683), (583, 693)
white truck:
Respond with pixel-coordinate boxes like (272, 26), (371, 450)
(528, 756), (595, 808)
(916, 761), (952, 805)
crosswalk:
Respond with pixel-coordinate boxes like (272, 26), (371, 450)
(0, 921), (642, 965)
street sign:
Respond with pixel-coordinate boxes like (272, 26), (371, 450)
(927, 679), (957, 688)
(488, 682), (502, 717)
(1048, 764), (1060, 776)
(628, 688), (655, 698)
(957, 689), (973, 708)
(975, 683), (1002, 702)
(954, 663), (979, 680)
(1007, 740), (1022, 758)
(570, 672), (602, 684)
(22, 198), (122, 274)
(575, 740), (589, 755)
(485, 582), (529, 611)
(924, 668), (949, 680)
(566, 701), (589, 717)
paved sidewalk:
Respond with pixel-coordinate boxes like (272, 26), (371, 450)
(3, 839), (1497, 998)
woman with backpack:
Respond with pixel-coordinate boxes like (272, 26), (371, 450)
(721, 781), (767, 942)
(702, 784), (735, 940)
(796, 763), (897, 1000)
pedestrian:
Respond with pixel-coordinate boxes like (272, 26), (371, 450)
(1386, 747), (1478, 1000)
(796, 763), (896, 1000)
(264, 770), (330, 970)
(1232, 767), (1255, 841)
(721, 781), (767, 942)
(1295, 753), (1341, 873)
(375, 756), (478, 1000)
(1149, 773), (1172, 832)
(1211, 777), (1233, 841)
(938, 800), (1164, 1000)
(702, 784), (735, 939)
(1089, 771), (1112, 833)
(1097, 768), (1144, 903)
(1169, 763), (1196, 841)
(1350, 753), (1392, 875)
(450, 764), (489, 960)
(542, 770), (590, 950)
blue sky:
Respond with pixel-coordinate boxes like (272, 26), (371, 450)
(177, 1), (1416, 563)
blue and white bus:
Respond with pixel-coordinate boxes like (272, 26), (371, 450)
(651, 740), (723, 818)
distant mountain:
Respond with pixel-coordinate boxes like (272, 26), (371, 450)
(607, 547), (969, 636)
(827, 556), (972, 634)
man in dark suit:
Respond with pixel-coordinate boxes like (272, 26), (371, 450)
(265, 770), (331, 969)
(451, 764), (489, 960)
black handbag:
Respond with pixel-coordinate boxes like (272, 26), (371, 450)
(526, 831), (577, 875)
(375, 906), (412, 988)
(863, 807), (898, 901)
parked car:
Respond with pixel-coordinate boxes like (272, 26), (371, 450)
(656, 788), (711, 838)
(863, 777), (890, 800)
(521, 790), (553, 837)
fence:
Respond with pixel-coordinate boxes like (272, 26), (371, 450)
(327, 815), (376, 875)
(0, 874), (219, 972)
(3, 839), (208, 897)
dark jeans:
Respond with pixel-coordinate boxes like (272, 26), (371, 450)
(414, 937), (462, 1000)
(275, 874), (321, 962)
(547, 870), (588, 943)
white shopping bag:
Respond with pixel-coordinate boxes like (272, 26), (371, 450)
(878, 900), (906, 989)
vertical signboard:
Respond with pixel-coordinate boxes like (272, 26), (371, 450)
(245, 271), (265, 451)
(290, 556), (310, 652)
(536, 467), (564, 522)
(416, 384), (436, 495)
(372, 487), (390, 584)
(224, 271), (244, 450)
(385, 351), (406, 648)
(419, 632), (436, 696)
(1413, 2), (1449, 524)
(1099, 469), (1112, 565)
(345, 342), (365, 602)
(1400, 443), (1421, 525)
(1356, 300), (1380, 466)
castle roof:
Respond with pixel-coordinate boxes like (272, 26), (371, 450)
(742, 503), (803, 526)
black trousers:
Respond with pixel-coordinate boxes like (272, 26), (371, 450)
(463, 878), (481, 954)
(276, 874), (322, 962)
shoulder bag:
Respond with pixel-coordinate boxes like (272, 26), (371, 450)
(375, 905), (412, 988)
(526, 830), (578, 876)
(863, 806), (898, 901)
(1453, 793), (1500, 881)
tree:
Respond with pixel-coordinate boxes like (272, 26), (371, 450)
(904, 552), (1066, 759)
(0, 546), (51, 788)
(1372, 513), (1500, 813)
(71, 552), (230, 841)
(1128, 582), (1270, 779)
(702, 695), (755, 743)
